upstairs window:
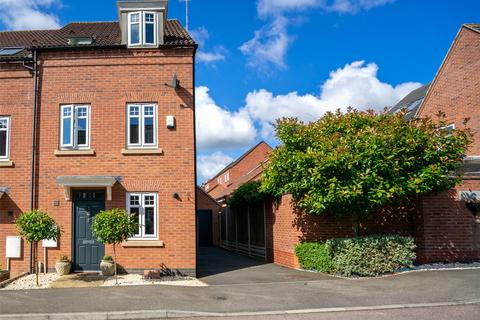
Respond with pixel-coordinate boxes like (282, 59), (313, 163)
(128, 11), (157, 47)
(0, 117), (10, 160)
(60, 105), (90, 149)
(127, 104), (157, 148)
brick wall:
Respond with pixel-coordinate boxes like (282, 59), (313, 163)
(1, 47), (196, 276)
(196, 187), (222, 246)
(0, 63), (34, 275)
(266, 195), (416, 269)
(416, 26), (480, 263)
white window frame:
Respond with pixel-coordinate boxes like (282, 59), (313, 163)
(0, 117), (10, 161)
(127, 103), (157, 148)
(60, 104), (90, 150)
(127, 11), (157, 47)
(143, 11), (157, 45)
(127, 193), (158, 240)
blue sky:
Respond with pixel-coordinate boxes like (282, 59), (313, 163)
(0, 0), (479, 182)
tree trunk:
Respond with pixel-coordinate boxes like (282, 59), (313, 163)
(352, 214), (360, 237)
(113, 243), (118, 285)
(34, 241), (39, 287)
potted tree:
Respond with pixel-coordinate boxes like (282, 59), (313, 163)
(55, 256), (72, 275)
(91, 208), (138, 284)
(16, 210), (61, 286)
(100, 256), (115, 276)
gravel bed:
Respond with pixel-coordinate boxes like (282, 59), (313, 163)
(102, 274), (207, 287)
(409, 261), (480, 271)
(1, 273), (60, 290)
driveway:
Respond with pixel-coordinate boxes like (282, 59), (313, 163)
(197, 246), (334, 285)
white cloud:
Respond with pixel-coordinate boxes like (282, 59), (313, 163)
(190, 26), (226, 65)
(0, 0), (61, 30)
(240, 16), (291, 70)
(196, 86), (257, 150)
(243, 0), (395, 69)
(197, 152), (234, 183)
(197, 49), (226, 64)
(257, 0), (395, 16)
(243, 60), (421, 139)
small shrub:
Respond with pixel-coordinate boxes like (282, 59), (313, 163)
(326, 235), (416, 277)
(57, 255), (70, 262)
(295, 235), (416, 277)
(103, 255), (113, 261)
(295, 242), (333, 273)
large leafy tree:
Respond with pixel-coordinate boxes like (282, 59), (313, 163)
(261, 109), (472, 235)
(91, 208), (138, 284)
(16, 210), (61, 286)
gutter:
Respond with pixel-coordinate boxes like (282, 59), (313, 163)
(29, 50), (39, 273)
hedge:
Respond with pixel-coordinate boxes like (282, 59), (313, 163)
(295, 235), (416, 277)
(294, 242), (333, 273)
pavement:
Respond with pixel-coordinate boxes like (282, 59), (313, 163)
(0, 247), (479, 319)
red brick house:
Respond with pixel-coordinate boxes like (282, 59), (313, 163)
(0, 0), (198, 276)
(204, 24), (480, 268)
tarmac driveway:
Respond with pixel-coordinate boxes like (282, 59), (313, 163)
(197, 246), (334, 285)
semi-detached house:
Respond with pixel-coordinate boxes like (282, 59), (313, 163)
(0, 0), (198, 276)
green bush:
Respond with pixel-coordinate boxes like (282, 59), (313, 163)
(296, 235), (416, 277)
(295, 242), (333, 273)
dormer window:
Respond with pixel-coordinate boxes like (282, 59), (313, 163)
(128, 11), (157, 47)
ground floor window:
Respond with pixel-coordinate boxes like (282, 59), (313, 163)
(127, 193), (158, 239)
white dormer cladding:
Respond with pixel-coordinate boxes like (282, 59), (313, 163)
(117, 0), (168, 47)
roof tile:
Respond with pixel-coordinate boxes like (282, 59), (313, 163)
(0, 20), (194, 60)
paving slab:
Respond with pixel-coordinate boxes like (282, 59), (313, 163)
(50, 273), (106, 288)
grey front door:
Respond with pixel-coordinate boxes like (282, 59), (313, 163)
(73, 190), (105, 271)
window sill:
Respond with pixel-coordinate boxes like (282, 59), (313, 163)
(0, 161), (13, 167)
(54, 149), (96, 156)
(121, 148), (163, 155)
(121, 240), (164, 248)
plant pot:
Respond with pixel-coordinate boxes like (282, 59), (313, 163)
(0, 270), (9, 282)
(100, 260), (115, 276)
(55, 261), (71, 275)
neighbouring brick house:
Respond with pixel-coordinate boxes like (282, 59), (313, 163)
(410, 24), (480, 263)
(0, 0), (198, 276)
(204, 23), (480, 269)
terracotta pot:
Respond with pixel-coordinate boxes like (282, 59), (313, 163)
(100, 260), (115, 276)
(55, 261), (71, 275)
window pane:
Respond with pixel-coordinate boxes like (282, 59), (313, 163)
(77, 107), (87, 117)
(77, 118), (87, 145)
(145, 23), (154, 44)
(144, 207), (155, 235)
(129, 117), (139, 144)
(129, 207), (141, 236)
(131, 13), (140, 22)
(129, 106), (139, 116)
(0, 131), (6, 157)
(144, 117), (154, 144)
(144, 195), (154, 205)
(145, 13), (154, 23)
(130, 195), (140, 206)
(0, 119), (7, 129)
(62, 118), (71, 145)
(144, 106), (154, 116)
(130, 23), (140, 44)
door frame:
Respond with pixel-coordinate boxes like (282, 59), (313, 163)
(71, 189), (106, 272)
(196, 209), (213, 247)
